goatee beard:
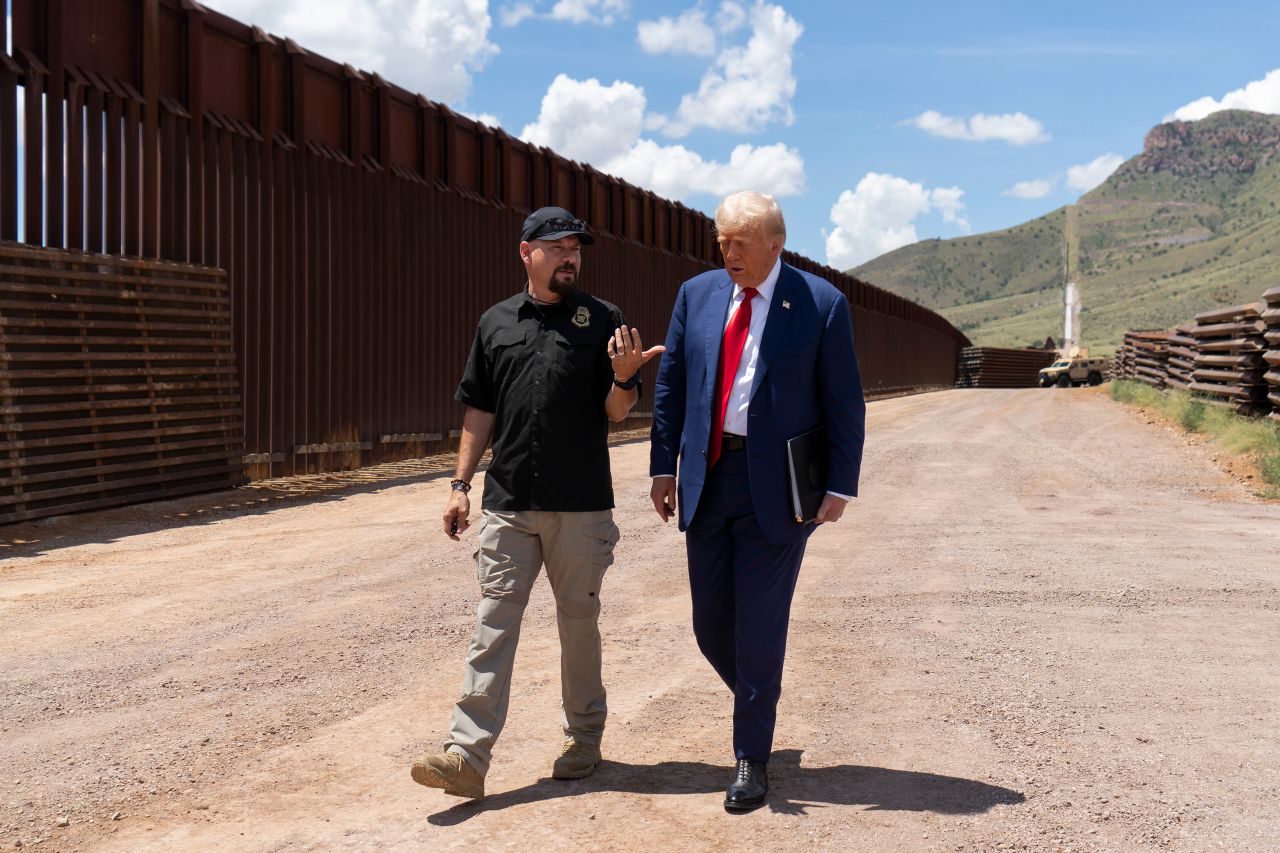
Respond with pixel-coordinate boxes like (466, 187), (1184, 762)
(549, 268), (577, 294)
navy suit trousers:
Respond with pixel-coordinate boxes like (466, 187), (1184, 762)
(686, 446), (809, 763)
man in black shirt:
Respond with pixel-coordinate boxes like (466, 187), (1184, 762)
(411, 207), (663, 800)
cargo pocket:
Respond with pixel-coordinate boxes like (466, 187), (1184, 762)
(588, 517), (620, 570)
(585, 516), (620, 608)
(559, 515), (619, 619)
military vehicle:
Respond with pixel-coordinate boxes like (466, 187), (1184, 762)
(1038, 349), (1108, 388)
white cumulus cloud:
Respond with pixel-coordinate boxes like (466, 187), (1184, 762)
(520, 74), (804, 201)
(637, 8), (717, 56)
(499, 2), (537, 26)
(463, 111), (503, 129)
(714, 1), (748, 33)
(1004, 179), (1054, 199)
(204, 0), (497, 106)
(636, 2), (749, 55)
(521, 75), (648, 166)
(928, 185), (969, 230)
(499, 0), (627, 26)
(907, 110), (1050, 145)
(651, 1), (802, 138)
(549, 0), (628, 24)
(1166, 68), (1280, 121)
(609, 139), (805, 199)
(824, 173), (968, 270)
(1066, 153), (1124, 192)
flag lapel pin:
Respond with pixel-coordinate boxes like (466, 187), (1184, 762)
(782, 300), (791, 309)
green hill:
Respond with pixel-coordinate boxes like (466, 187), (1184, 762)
(851, 110), (1280, 354)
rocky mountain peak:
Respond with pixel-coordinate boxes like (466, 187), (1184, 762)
(1128, 110), (1280, 177)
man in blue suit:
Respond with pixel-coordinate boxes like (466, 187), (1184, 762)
(649, 191), (865, 811)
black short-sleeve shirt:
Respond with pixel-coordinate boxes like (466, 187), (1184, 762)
(455, 287), (627, 512)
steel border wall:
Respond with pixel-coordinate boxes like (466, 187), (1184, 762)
(4, 0), (969, 480)
(0, 241), (244, 523)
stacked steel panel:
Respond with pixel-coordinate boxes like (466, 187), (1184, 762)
(1129, 331), (1171, 388)
(1116, 330), (1166, 383)
(1263, 287), (1280, 423)
(1164, 324), (1197, 390)
(956, 347), (1056, 388)
(1114, 339), (1134, 379)
(1188, 302), (1270, 415)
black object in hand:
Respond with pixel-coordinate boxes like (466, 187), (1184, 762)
(785, 425), (828, 523)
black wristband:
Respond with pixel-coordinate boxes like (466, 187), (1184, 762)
(613, 374), (641, 391)
(450, 478), (471, 493)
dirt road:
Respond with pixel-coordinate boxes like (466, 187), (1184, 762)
(2, 389), (1278, 851)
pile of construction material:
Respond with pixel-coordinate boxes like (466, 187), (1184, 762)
(1112, 343), (1130, 380)
(1113, 330), (1168, 384)
(1264, 287), (1280, 422)
(956, 347), (1056, 388)
(1129, 331), (1172, 388)
(1188, 302), (1270, 415)
(1165, 324), (1197, 390)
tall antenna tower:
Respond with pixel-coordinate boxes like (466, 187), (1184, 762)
(1062, 206), (1081, 353)
(1063, 282), (1080, 353)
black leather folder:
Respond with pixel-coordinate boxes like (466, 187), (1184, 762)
(785, 425), (828, 523)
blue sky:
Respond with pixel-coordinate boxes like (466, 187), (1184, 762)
(18, 1), (1280, 269)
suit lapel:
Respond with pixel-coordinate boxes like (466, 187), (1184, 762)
(749, 264), (799, 401)
(704, 273), (735, 404)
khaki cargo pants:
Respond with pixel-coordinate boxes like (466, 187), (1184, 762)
(445, 509), (619, 776)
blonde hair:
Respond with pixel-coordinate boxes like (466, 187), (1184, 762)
(715, 191), (786, 241)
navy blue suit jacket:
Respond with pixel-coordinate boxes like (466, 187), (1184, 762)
(650, 262), (867, 545)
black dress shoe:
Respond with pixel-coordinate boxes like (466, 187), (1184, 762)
(724, 758), (768, 812)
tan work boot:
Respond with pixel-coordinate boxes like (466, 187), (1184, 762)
(551, 737), (602, 780)
(410, 751), (485, 799)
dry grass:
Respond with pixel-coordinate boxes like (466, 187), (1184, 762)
(1109, 380), (1280, 489)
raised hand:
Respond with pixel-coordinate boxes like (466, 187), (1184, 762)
(607, 325), (666, 381)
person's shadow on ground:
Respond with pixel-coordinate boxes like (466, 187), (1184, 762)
(427, 748), (1024, 824)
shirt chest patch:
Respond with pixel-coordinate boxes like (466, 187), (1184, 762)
(572, 306), (591, 328)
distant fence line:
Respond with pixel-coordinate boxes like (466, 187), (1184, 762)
(2, 0), (969, 488)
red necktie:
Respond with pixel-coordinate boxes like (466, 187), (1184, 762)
(708, 288), (757, 468)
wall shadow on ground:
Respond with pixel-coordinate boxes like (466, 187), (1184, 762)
(0, 432), (655, 561)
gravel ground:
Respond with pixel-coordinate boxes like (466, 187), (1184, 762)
(1, 388), (1277, 851)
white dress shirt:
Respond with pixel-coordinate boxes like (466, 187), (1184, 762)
(720, 258), (781, 437)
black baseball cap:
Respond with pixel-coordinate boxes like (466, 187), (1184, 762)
(520, 206), (594, 245)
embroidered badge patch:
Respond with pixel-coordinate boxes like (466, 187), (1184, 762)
(572, 306), (591, 328)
